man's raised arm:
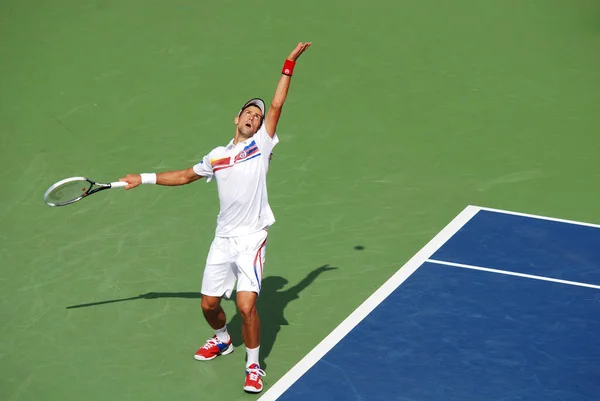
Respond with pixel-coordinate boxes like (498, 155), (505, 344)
(264, 42), (312, 137)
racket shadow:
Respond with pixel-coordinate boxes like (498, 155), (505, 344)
(65, 265), (338, 370)
(65, 292), (201, 309)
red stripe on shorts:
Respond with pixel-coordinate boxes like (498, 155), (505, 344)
(253, 237), (268, 280)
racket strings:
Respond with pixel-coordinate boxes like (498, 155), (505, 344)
(46, 179), (91, 205)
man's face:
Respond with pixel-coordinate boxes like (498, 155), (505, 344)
(235, 106), (263, 137)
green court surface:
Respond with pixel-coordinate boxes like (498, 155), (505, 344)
(1, 1), (599, 400)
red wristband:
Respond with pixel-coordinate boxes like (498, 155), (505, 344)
(282, 59), (296, 76)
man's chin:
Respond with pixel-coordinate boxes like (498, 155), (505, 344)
(241, 128), (256, 137)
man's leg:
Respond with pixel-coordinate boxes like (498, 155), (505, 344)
(194, 237), (236, 361)
(237, 290), (266, 393)
(194, 294), (235, 361)
(236, 291), (260, 355)
(201, 295), (227, 331)
(235, 229), (268, 365)
(234, 229), (268, 393)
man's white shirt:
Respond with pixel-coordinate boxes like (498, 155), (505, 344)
(193, 125), (279, 237)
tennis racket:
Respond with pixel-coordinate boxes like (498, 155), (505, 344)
(44, 176), (127, 207)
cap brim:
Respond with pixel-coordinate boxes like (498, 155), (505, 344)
(238, 98), (265, 117)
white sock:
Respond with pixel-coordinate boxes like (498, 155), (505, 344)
(214, 325), (230, 343)
(246, 346), (260, 367)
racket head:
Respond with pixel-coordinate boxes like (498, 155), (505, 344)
(44, 176), (94, 206)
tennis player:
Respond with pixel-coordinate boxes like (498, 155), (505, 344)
(119, 42), (311, 393)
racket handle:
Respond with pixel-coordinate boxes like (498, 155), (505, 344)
(110, 182), (128, 189)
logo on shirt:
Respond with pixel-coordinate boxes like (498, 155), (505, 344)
(233, 141), (260, 163)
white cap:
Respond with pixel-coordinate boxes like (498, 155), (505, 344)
(238, 98), (265, 117)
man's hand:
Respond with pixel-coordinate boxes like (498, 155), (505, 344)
(119, 174), (142, 190)
(287, 42), (312, 62)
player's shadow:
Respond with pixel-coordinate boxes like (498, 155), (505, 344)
(226, 264), (337, 369)
(66, 265), (337, 369)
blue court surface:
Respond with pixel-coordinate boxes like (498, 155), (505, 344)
(259, 206), (600, 401)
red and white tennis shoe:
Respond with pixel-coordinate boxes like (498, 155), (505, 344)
(244, 363), (266, 393)
(194, 335), (233, 361)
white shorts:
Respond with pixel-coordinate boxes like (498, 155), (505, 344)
(201, 229), (268, 299)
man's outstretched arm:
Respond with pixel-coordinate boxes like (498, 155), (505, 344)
(119, 168), (203, 190)
(264, 42), (312, 138)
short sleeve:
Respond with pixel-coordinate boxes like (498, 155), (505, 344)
(192, 153), (214, 182)
(253, 124), (279, 156)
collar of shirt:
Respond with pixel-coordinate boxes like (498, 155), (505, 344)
(226, 137), (252, 150)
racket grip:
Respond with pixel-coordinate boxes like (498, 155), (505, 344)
(110, 182), (128, 189)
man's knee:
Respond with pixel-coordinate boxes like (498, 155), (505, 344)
(201, 295), (222, 313)
(237, 292), (258, 320)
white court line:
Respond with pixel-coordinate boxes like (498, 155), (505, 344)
(427, 259), (600, 290)
(257, 205), (481, 401)
(475, 205), (600, 230)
